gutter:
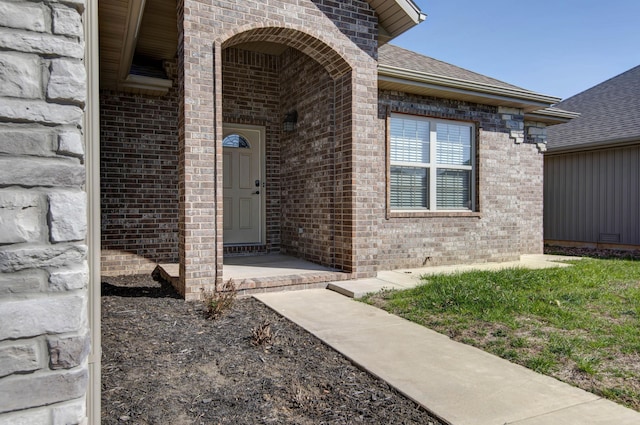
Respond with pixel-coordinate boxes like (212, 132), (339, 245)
(379, 63), (561, 108)
(525, 107), (581, 125)
(546, 135), (640, 155)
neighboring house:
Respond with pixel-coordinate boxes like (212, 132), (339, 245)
(0, 0), (572, 423)
(545, 66), (640, 249)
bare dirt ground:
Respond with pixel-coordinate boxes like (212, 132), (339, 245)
(101, 275), (445, 424)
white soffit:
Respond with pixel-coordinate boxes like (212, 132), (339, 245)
(368, 0), (426, 40)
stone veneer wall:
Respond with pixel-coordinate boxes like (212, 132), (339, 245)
(100, 61), (179, 275)
(0, 0), (89, 423)
(374, 92), (545, 270)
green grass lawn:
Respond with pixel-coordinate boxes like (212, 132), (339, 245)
(363, 259), (640, 410)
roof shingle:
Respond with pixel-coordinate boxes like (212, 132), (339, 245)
(547, 65), (640, 151)
(378, 44), (526, 91)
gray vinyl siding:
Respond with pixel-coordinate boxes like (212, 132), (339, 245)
(544, 144), (640, 246)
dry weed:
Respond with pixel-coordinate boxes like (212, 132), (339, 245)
(251, 320), (273, 347)
(203, 279), (237, 320)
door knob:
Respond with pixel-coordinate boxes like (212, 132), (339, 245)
(253, 190), (260, 195)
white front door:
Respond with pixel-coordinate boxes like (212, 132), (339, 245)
(222, 124), (264, 244)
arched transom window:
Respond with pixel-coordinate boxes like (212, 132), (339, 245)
(222, 134), (250, 148)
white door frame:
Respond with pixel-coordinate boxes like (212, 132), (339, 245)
(222, 123), (266, 245)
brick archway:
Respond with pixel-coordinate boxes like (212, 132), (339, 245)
(221, 26), (352, 79)
(177, 7), (376, 299)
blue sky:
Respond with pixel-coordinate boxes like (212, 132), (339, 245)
(393, 0), (640, 100)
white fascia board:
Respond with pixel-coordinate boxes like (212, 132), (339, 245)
(395, 0), (427, 24)
(525, 107), (581, 124)
(379, 64), (561, 108)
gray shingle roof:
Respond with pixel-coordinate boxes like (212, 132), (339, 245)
(378, 44), (526, 91)
(547, 65), (640, 151)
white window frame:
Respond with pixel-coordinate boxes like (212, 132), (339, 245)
(389, 113), (476, 212)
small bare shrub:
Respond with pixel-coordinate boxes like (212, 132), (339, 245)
(251, 320), (273, 347)
(203, 279), (236, 320)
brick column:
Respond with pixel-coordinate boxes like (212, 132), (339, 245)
(177, 0), (220, 300)
(350, 63), (382, 278)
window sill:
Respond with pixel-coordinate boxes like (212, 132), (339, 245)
(388, 211), (482, 219)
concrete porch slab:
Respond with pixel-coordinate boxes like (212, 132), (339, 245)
(154, 255), (350, 294)
(223, 254), (337, 279)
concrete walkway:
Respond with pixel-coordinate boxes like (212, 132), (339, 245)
(254, 256), (640, 425)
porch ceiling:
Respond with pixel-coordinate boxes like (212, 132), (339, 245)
(98, 0), (423, 93)
(98, 0), (177, 93)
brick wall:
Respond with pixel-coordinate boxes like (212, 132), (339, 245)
(333, 71), (355, 272)
(0, 0), (89, 422)
(279, 48), (337, 267)
(517, 142), (544, 255)
(311, 0), (378, 59)
(100, 61), (179, 275)
(373, 91), (545, 270)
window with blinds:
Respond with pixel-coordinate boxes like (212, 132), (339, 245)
(390, 114), (474, 211)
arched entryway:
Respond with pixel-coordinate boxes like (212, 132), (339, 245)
(216, 27), (355, 290)
(177, 13), (380, 299)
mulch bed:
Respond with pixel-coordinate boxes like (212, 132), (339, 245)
(544, 245), (640, 260)
(101, 275), (445, 424)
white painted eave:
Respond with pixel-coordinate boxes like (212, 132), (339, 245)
(379, 64), (562, 111)
(119, 0), (147, 82)
(525, 107), (581, 125)
(394, 0), (427, 25)
(369, 0), (426, 42)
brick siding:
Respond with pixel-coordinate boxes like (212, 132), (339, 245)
(375, 91), (545, 270)
(100, 61), (179, 275)
(279, 48), (338, 267)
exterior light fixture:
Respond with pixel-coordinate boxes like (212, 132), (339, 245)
(283, 111), (298, 132)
